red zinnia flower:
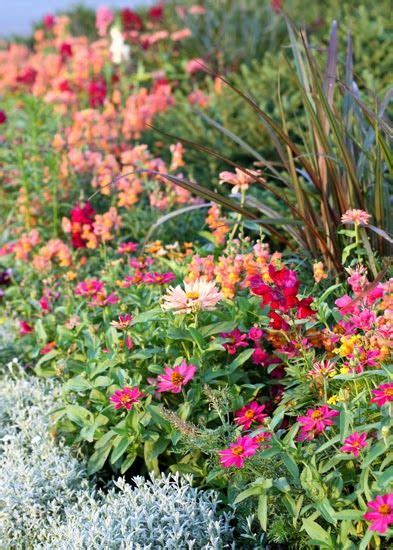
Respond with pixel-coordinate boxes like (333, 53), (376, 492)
(221, 329), (249, 355)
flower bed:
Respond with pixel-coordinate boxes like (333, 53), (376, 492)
(0, 1), (391, 548)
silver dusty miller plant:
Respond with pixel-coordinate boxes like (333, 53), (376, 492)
(0, 366), (234, 549)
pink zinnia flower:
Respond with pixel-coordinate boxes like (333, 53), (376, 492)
(221, 329), (248, 355)
(254, 428), (272, 447)
(341, 209), (371, 226)
(19, 320), (33, 335)
(75, 279), (105, 297)
(218, 436), (259, 468)
(234, 401), (267, 430)
(161, 279), (222, 314)
(364, 494), (393, 534)
(370, 383), (393, 407)
(110, 386), (143, 410)
(156, 361), (196, 393)
(340, 432), (368, 457)
(297, 405), (339, 437)
(142, 272), (176, 285)
(110, 314), (133, 330)
(117, 241), (138, 254)
(186, 58), (206, 75)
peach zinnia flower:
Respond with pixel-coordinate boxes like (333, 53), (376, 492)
(341, 209), (371, 226)
(161, 278), (222, 314)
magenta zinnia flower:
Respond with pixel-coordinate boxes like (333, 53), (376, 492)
(371, 383), (393, 407)
(218, 436), (259, 468)
(221, 329), (248, 355)
(297, 405), (339, 437)
(340, 432), (368, 457)
(341, 209), (371, 226)
(110, 386), (143, 410)
(156, 361), (196, 393)
(364, 494), (393, 534)
(142, 272), (176, 285)
(234, 401), (267, 430)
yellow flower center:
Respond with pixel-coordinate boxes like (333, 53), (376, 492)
(311, 410), (323, 420)
(120, 395), (131, 405)
(231, 445), (244, 456)
(171, 372), (184, 385)
(384, 388), (393, 397)
(186, 291), (200, 300)
(378, 504), (390, 515)
(245, 410), (255, 419)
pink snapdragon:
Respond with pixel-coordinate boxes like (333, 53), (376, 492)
(364, 494), (393, 534)
(96, 6), (114, 37)
(218, 436), (259, 468)
(340, 432), (368, 457)
(110, 386), (143, 410)
(156, 361), (196, 393)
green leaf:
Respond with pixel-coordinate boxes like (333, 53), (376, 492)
(234, 485), (264, 504)
(64, 376), (92, 392)
(200, 320), (237, 337)
(120, 452), (137, 474)
(257, 493), (268, 531)
(131, 307), (162, 325)
(87, 445), (111, 475)
(301, 518), (332, 546)
(65, 405), (92, 427)
(339, 407), (352, 442)
(228, 348), (254, 371)
(282, 453), (300, 481)
(111, 436), (131, 464)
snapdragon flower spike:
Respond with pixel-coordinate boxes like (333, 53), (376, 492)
(156, 361), (196, 393)
(110, 386), (143, 410)
(234, 401), (267, 430)
(218, 436), (259, 468)
(221, 329), (249, 355)
(250, 265), (314, 328)
(340, 432), (368, 457)
(297, 405), (339, 440)
(364, 494), (393, 534)
(370, 383), (393, 407)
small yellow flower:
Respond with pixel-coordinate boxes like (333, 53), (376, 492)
(327, 395), (338, 405)
(65, 271), (77, 281)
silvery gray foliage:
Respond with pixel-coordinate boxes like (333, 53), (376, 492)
(0, 368), (235, 549)
(42, 474), (234, 549)
(0, 369), (87, 547)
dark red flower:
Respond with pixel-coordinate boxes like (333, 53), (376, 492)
(43, 14), (55, 29)
(271, 0), (282, 14)
(16, 67), (37, 86)
(70, 202), (95, 249)
(59, 42), (73, 60)
(122, 9), (143, 31)
(269, 311), (290, 331)
(148, 4), (164, 22)
(0, 110), (6, 124)
(87, 78), (107, 107)
(297, 297), (314, 319)
(58, 80), (72, 92)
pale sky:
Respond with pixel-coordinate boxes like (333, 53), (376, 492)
(1, 0), (154, 37)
